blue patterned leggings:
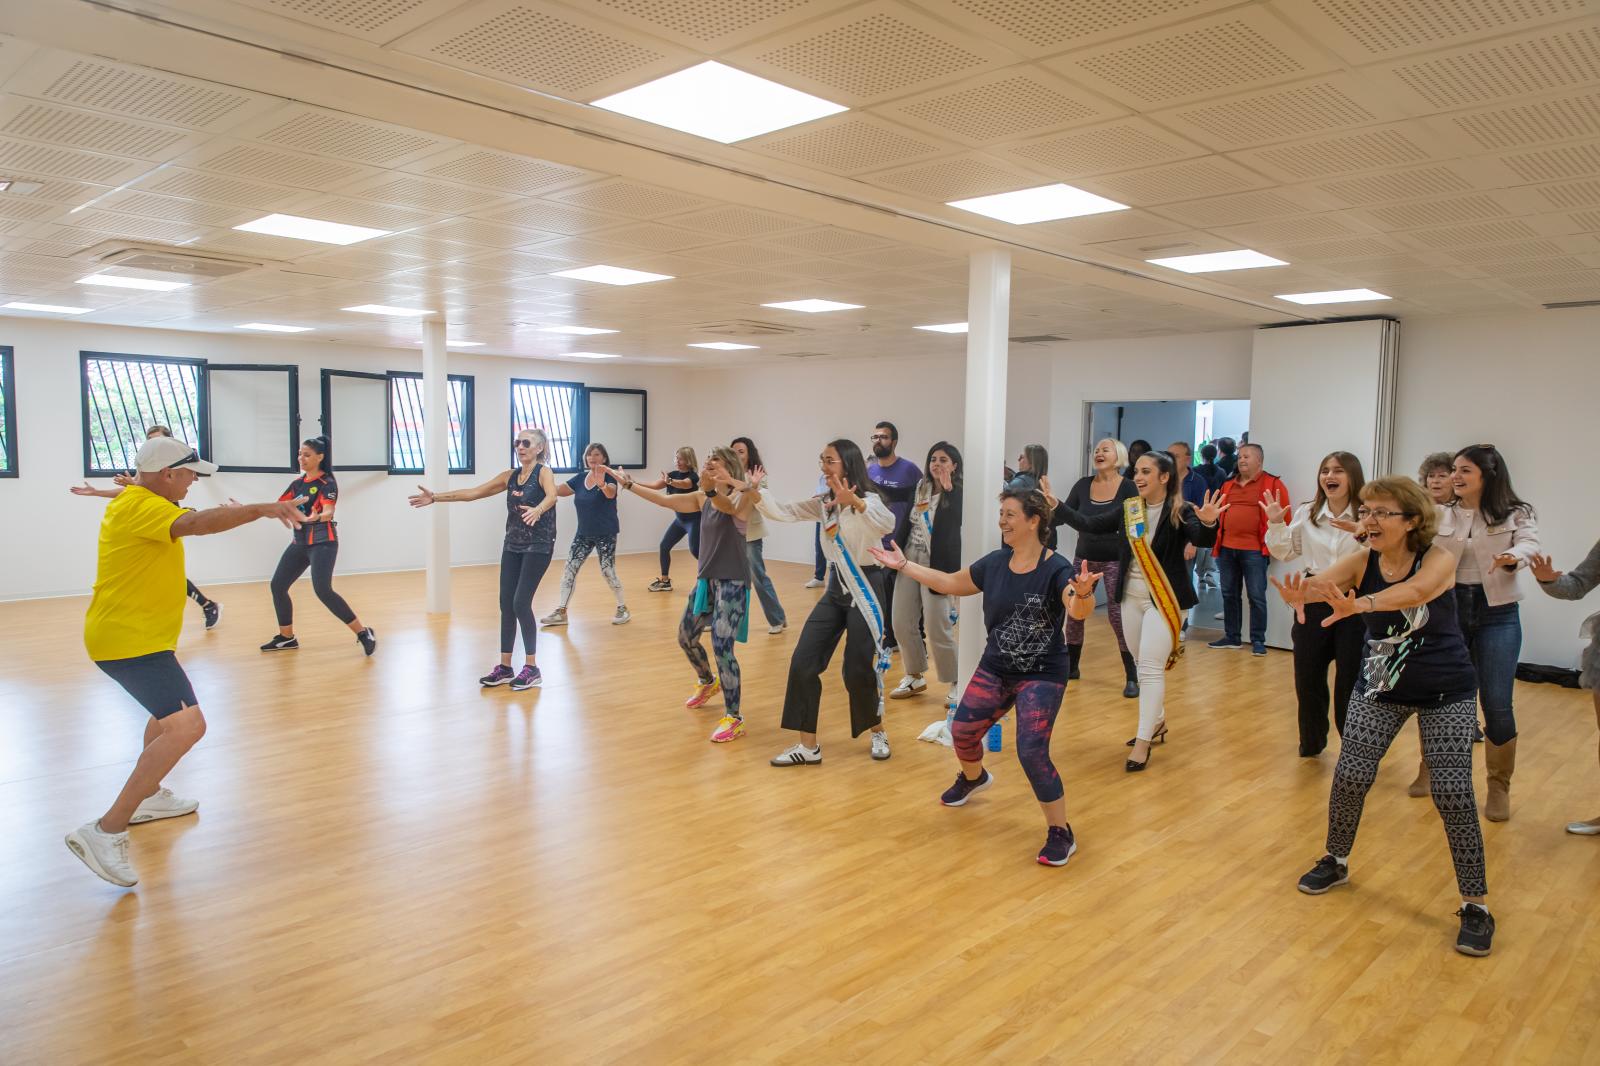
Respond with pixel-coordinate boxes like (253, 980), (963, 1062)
(952, 665), (1067, 803)
(558, 534), (624, 608)
(1326, 690), (1486, 897)
(678, 580), (748, 718)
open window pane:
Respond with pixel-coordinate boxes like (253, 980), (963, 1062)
(510, 378), (582, 472)
(390, 373), (473, 475)
(81, 352), (205, 477)
(319, 370), (389, 470)
(0, 345), (14, 478)
(585, 388), (646, 468)
(210, 364), (298, 472)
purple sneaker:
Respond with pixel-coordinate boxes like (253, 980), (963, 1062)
(1038, 823), (1077, 867)
(510, 666), (542, 691)
(940, 768), (994, 806)
(479, 665), (514, 687)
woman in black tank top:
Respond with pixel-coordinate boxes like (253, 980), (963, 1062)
(1271, 476), (1495, 958)
(409, 428), (558, 692)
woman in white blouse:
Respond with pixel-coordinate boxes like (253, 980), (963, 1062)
(751, 439), (897, 766)
(1264, 451), (1366, 757)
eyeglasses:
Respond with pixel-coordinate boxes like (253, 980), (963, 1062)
(1356, 507), (1409, 520)
(869, 434), (892, 442)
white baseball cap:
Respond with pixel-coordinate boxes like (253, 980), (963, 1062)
(134, 435), (218, 474)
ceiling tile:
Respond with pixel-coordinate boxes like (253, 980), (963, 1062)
(545, 178), (712, 218)
(744, 113), (947, 174)
(918, 0), (1247, 56)
(2, 49), (279, 131)
(865, 152), (1045, 201)
(878, 65), (1123, 145)
(1000, 117), (1208, 178)
(1270, 0), (1590, 64)
(1154, 75), (1406, 151)
(233, 0), (478, 44)
(1368, 23), (1600, 111)
(1074, 155), (1272, 206)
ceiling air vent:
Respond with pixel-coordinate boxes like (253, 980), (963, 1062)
(693, 318), (809, 337)
(1543, 299), (1600, 309)
(88, 242), (268, 281)
(1009, 334), (1069, 344)
(775, 350), (828, 359)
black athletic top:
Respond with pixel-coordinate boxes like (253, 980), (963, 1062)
(664, 469), (698, 495)
(505, 464), (555, 554)
(1355, 551), (1476, 707)
(280, 472), (337, 546)
(1058, 476), (1136, 562)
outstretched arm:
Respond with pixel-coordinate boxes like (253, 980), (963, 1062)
(611, 468), (703, 513)
(70, 481), (123, 499)
(172, 499), (306, 538)
(410, 469), (512, 506)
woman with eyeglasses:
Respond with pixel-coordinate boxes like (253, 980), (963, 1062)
(261, 436), (376, 656)
(640, 446), (701, 595)
(731, 437), (788, 635)
(888, 442), (964, 705)
(542, 442), (629, 627)
(754, 440), (897, 765)
(1434, 444), (1540, 821)
(610, 449), (756, 744)
(1531, 539), (1600, 835)
(408, 428), (557, 690)
(1273, 476), (1493, 957)
(1050, 437), (1138, 695)
(1263, 451), (1367, 756)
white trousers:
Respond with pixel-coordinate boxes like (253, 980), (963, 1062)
(1121, 571), (1175, 742)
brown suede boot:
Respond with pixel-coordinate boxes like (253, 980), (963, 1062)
(1484, 738), (1517, 822)
(1407, 757), (1430, 798)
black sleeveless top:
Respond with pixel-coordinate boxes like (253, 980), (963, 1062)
(505, 465), (555, 553)
(1355, 550), (1476, 706)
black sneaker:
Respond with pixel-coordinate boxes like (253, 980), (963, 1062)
(1455, 904), (1494, 956)
(940, 768), (993, 807)
(1038, 824), (1077, 867)
(357, 627), (377, 656)
(1208, 637), (1244, 650)
(510, 666), (542, 691)
(260, 634), (299, 651)
(202, 600), (222, 630)
(1297, 854), (1349, 894)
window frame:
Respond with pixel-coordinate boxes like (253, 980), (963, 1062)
(387, 370), (475, 476)
(0, 345), (15, 479)
(317, 368), (390, 472)
(584, 386), (648, 470)
(207, 363), (300, 473)
(80, 351), (209, 479)
(509, 377), (586, 474)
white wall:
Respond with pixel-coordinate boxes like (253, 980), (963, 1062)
(1088, 400), (1199, 466)
(0, 317), (695, 599)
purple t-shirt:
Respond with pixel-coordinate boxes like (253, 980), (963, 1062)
(868, 456), (921, 549)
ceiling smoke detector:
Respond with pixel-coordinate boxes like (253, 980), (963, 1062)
(88, 242), (269, 281)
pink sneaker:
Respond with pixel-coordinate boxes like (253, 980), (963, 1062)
(685, 679), (720, 708)
(710, 716), (745, 743)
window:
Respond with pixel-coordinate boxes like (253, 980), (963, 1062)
(389, 372), (474, 475)
(0, 345), (15, 478)
(585, 387), (646, 468)
(81, 352), (207, 477)
(208, 364), (299, 473)
(511, 378), (584, 472)
(318, 370), (389, 471)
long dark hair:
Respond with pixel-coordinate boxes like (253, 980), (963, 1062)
(1137, 450), (1184, 529)
(1308, 451), (1364, 528)
(923, 440), (964, 497)
(1454, 444), (1533, 525)
(1019, 443), (1047, 479)
(303, 435), (332, 474)
(998, 487), (1053, 544)
(731, 436), (764, 472)
(828, 438), (882, 501)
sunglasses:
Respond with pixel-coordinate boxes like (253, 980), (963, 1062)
(513, 439), (535, 448)
(164, 450), (201, 469)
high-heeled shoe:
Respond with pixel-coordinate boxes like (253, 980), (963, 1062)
(1125, 744), (1153, 773)
(1125, 721), (1168, 748)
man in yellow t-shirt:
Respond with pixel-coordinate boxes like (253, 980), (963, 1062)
(65, 435), (306, 889)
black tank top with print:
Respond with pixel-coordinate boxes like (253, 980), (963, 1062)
(1355, 550), (1475, 706)
(505, 465), (555, 553)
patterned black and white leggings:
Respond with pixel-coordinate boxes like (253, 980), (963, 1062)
(1326, 690), (1486, 897)
(557, 534), (626, 609)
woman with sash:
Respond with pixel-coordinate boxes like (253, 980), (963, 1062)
(889, 441), (964, 706)
(1049, 451), (1225, 771)
(609, 449), (756, 744)
(753, 440), (896, 765)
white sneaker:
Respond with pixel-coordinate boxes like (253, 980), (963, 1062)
(770, 742), (822, 766)
(130, 787), (198, 824)
(889, 675), (927, 700)
(768, 622), (787, 635)
(870, 731), (891, 761)
(804, 577), (824, 588)
(947, 684), (960, 706)
(612, 606), (631, 625)
(65, 820), (137, 887)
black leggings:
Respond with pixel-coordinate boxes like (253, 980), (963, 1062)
(271, 541), (356, 628)
(185, 579), (210, 607)
(500, 549), (553, 656)
(659, 514), (701, 576)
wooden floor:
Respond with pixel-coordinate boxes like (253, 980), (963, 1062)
(3, 553), (1598, 1065)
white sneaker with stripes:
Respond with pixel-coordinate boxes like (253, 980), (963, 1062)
(770, 743), (822, 766)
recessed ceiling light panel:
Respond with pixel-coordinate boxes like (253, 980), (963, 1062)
(1145, 250), (1287, 273)
(565, 352), (621, 359)
(342, 304), (435, 317)
(236, 322), (313, 333)
(448, 340), (485, 347)
(761, 299), (863, 313)
(1275, 288), (1391, 305)
(234, 213), (390, 246)
(4, 301), (93, 314)
(537, 325), (618, 335)
(688, 342), (759, 350)
(550, 265), (673, 286)
(914, 322), (968, 333)
(77, 273), (188, 292)
(592, 61), (847, 144)
(947, 184), (1128, 225)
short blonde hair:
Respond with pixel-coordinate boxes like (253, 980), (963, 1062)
(1361, 476), (1439, 552)
(707, 445), (745, 484)
(1097, 437), (1129, 468)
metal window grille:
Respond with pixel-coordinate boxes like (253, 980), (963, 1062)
(510, 378), (582, 472)
(81, 352), (205, 476)
(390, 373), (473, 474)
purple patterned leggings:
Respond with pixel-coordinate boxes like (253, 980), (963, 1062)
(1062, 557), (1129, 654)
(952, 665), (1067, 803)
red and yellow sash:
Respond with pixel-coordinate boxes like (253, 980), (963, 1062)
(1125, 497), (1185, 670)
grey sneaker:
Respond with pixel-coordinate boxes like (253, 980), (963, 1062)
(612, 606), (631, 625)
(541, 607), (568, 626)
(870, 731), (891, 761)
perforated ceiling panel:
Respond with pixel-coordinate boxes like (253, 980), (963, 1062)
(933, 0), (1236, 52)
(0, 101), (195, 161)
(1003, 119), (1203, 178)
(1077, 157), (1268, 205)
(1448, 91), (1600, 150)
(547, 179), (711, 218)
(411, 146), (594, 194)
(477, 199), (625, 234)
(573, 0), (846, 49)
(135, 168), (311, 211)
(1364, 194), (1518, 230)
(750, 115), (943, 173)
(1319, 166), (1477, 206)
(884, 70), (1115, 144)
(338, 173), (508, 212)
(1159, 78), (1388, 149)
(189, 143), (369, 189)
(764, 226), (889, 254)
(253, 109), (452, 166)
(1498, 142), (1600, 183)
(10, 54), (271, 131)
(1298, 0), (1588, 61)
(661, 205), (811, 238)
(1158, 189), (1326, 228)
(1384, 25), (1600, 109)
(1537, 179), (1600, 209)
(1238, 126), (1434, 181)
(0, 137), (145, 184)
(1399, 220), (1539, 247)
(96, 190), (258, 227)
(238, 0), (465, 42)
(867, 154), (1041, 201)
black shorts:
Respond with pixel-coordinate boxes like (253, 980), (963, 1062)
(95, 651), (197, 720)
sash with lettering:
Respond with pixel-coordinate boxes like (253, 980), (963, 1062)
(1124, 496), (1184, 669)
(825, 503), (893, 697)
(914, 491), (959, 625)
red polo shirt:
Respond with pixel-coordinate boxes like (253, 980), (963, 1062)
(1220, 475), (1271, 551)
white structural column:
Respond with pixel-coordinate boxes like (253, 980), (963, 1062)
(957, 249), (1011, 691)
(422, 319), (451, 613)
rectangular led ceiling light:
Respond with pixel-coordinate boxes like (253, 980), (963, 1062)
(1145, 250), (1287, 272)
(342, 304), (435, 316)
(448, 340), (485, 347)
(236, 322), (313, 333)
(77, 273), (188, 291)
(762, 299), (863, 313)
(688, 342), (759, 350)
(565, 352), (620, 359)
(550, 265), (674, 286)
(234, 213), (391, 246)
(914, 322), (968, 333)
(947, 184), (1128, 225)
(4, 301), (93, 314)
(538, 325), (618, 335)
(1275, 288), (1391, 305)
(592, 61), (848, 144)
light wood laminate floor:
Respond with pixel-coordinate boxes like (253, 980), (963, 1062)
(2, 553), (1598, 1064)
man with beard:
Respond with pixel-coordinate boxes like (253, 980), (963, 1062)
(867, 421), (920, 652)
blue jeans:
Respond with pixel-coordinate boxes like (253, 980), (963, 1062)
(748, 538), (787, 627)
(1217, 547), (1269, 646)
(1454, 585), (1520, 744)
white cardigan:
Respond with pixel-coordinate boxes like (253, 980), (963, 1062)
(758, 492), (894, 571)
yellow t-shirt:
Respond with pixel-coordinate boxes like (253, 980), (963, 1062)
(84, 485), (188, 661)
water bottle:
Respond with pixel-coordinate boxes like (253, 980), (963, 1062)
(986, 721), (1002, 752)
